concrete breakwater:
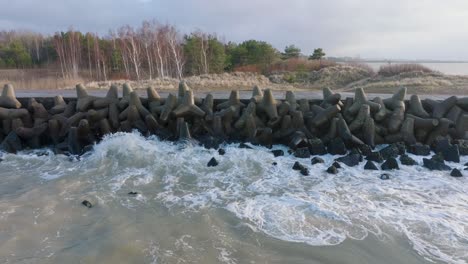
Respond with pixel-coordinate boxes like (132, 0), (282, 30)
(0, 82), (467, 173)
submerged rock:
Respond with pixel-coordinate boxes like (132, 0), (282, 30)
(400, 154), (417, 166)
(207, 157), (219, 167)
(380, 173), (391, 180)
(239, 143), (253, 149)
(441, 145), (460, 163)
(381, 158), (399, 170)
(423, 158), (451, 171)
(81, 200), (93, 208)
(294, 147), (310, 158)
(300, 167), (309, 176)
(128, 191), (139, 195)
(379, 144), (399, 160)
(364, 161), (379, 170)
(408, 143), (431, 156)
(218, 148), (226, 155)
(450, 168), (463, 177)
(311, 156), (325, 165)
(327, 138), (347, 155)
(271, 149), (284, 157)
(327, 165), (338, 174)
(309, 138), (327, 155)
(335, 153), (361, 167)
(366, 152), (384, 163)
(332, 161), (342, 169)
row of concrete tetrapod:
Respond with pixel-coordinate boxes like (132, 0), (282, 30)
(0, 82), (466, 175)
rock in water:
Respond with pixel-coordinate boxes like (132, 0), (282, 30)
(450, 168), (463, 177)
(271, 149), (284, 157)
(442, 145), (460, 163)
(327, 138), (347, 155)
(128, 191), (139, 195)
(335, 154), (361, 167)
(207, 157), (219, 167)
(81, 200), (93, 208)
(292, 161), (305, 171)
(381, 158), (399, 170)
(379, 144), (400, 160)
(300, 167), (309, 176)
(294, 147), (310, 158)
(311, 157), (325, 165)
(327, 165), (338, 174)
(380, 173), (391, 180)
(218, 149), (226, 155)
(423, 158), (451, 171)
(364, 161), (379, 170)
(239, 143), (253, 149)
(332, 161), (342, 169)
(366, 152), (384, 163)
(408, 143), (430, 156)
(309, 138), (327, 155)
(400, 154), (417, 166)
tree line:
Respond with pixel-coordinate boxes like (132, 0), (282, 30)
(0, 20), (327, 81)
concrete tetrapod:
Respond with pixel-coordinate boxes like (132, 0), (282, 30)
(0, 84), (21, 109)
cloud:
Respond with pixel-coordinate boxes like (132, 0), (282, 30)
(0, 0), (467, 60)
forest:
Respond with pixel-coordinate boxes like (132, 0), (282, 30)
(0, 20), (328, 82)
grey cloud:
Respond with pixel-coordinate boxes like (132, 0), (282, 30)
(0, 0), (467, 60)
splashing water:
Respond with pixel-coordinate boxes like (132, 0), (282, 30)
(0, 132), (467, 263)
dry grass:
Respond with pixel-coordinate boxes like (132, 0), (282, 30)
(344, 62), (376, 76)
(378, 63), (435, 77)
(0, 69), (86, 90)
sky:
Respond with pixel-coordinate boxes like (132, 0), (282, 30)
(1, 0), (468, 60)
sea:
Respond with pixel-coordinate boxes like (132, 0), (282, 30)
(0, 132), (467, 263)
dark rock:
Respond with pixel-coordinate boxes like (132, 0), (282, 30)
(81, 200), (93, 208)
(379, 144), (399, 160)
(294, 147), (311, 158)
(239, 143), (253, 149)
(207, 157), (219, 167)
(335, 154), (361, 167)
(380, 173), (391, 180)
(300, 167), (309, 176)
(308, 138), (327, 155)
(358, 144), (373, 156)
(394, 142), (406, 155)
(332, 161), (342, 169)
(450, 168), (463, 177)
(364, 161), (379, 170)
(218, 148), (226, 155)
(442, 145), (460, 163)
(0, 132), (22, 153)
(272, 162), (277, 166)
(431, 153), (445, 163)
(128, 191), (139, 195)
(433, 137), (451, 153)
(200, 136), (221, 149)
(465, 162), (468, 166)
(408, 143), (430, 156)
(381, 158), (399, 170)
(349, 148), (362, 156)
(459, 145), (468, 156)
(423, 158), (451, 171)
(366, 152), (384, 163)
(327, 165), (338, 174)
(400, 154), (417, 166)
(327, 138), (347, 155)
(271, 149), (284, 157)
(311, 156), (325, 165)
(292, 161), (305, 171)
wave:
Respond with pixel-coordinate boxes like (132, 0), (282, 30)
(2, 132), (468, 263)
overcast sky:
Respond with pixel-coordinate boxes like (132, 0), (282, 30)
(1, 0), (468, 60)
